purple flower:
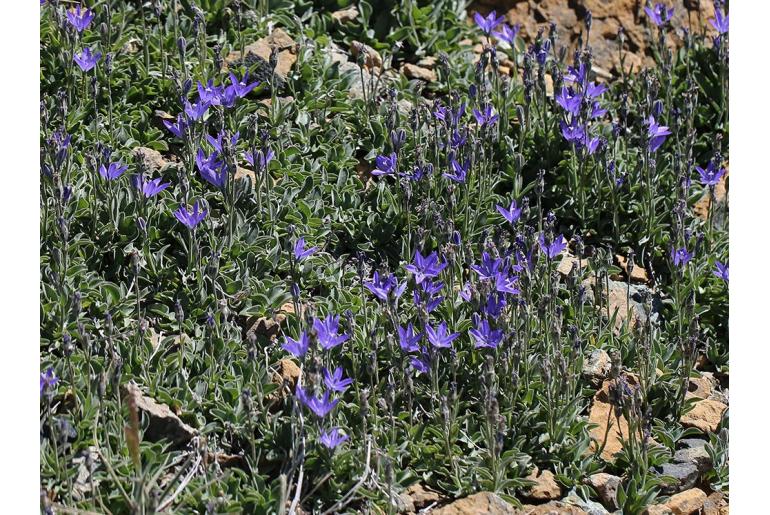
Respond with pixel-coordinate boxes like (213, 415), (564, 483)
(323, 367), (353, 393)
(296, 386), (339, 418)
(482, 294), (507, 319)
(560, 119), (585, 143)
(472, 104), (499, 127)
(282, 332), (311, 358)
(66, 5), (94, 33)
(220, 86), (239, 108)
(98, 161), (128, 181)
(426, 321), (460, 349)
(73, 47), (101, 72)
(590, 101), (608, 119)
(645, 3), (674, 26)
(538, 233), (567, 259)
(494, 272), (519, 295)
(695, 161), (726, 187)
(397, 323), (422, 353)
(410, 352), (431, 373)
(294, 238), (318, 262)
(244, 148), (275, 172)
(710, 7), (729, 34)
(472, 252), (504, 281)
(313, 314), (350, 350)
(142, 177), (171, 198)
(585, 82), (608, 99)
(174, 200), (208, 229)
(459, 282), (472, 302)
(555, 87), (582, 115)
(163, 114), (188, 139)
(583, 135), (603, 155)
(197, 80), (224, 104)
(40, 368), (58, 396)
(319, 427), (350, 449)
(196, 149), (227, 189)
(364, 272), (407, 302)
(647, 115), (671, 152)
(206, 131), (240, 153)
(474, 10), (504, 35)
(444, 158), (469, 183)
(670, 246), (693, 267)
(492, 23), (521, 45)
(405, 250), (448, 284)
(229, 71), (260, 98)
(413, 279), (445, 313)
(564, 63), (587, 85)
(713, 261), (729, 282)
(372, 153), (397, 176)
(469, 318), (503, 349)
(410, 163), (433, 181)
(184, 100), (211, 121)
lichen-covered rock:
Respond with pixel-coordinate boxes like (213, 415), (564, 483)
(587, 472), (620, 511)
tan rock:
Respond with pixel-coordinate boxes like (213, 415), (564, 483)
(665, 488), (707, 515)
(578, 0), (638, 20)
(243, 302), (296, 341)
(557, 253), (589, 277)
(516, 501), (588, 515)
(121, 382), (196, 445)
(403, 63), (437, 82)
(587, 375), (652, 461)
(615, 254), (649, 283)
(680, 399), (727, 433)
(703, 491), (728, 515)
(403, 483), (442, 511)
(432, 492), (516, 515)
(524, 468), (561, 501)
(133, 146), (168, 172)
(272, 358), (301, 392)
(350, 41), (382, 70)
(686, 373), (716, 401)
(417, 56), (438, 69)
(331, 5), (359, 24)
(226, 28), (297, 78)
(643, 505), (673, 515)
(587, 472), (620, 510)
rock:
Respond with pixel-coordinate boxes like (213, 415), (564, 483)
(432, 492), (516, 515)
(417, 56), (438, 69)
(524, 468), (562, 501)
(673, 444), (711, 474)
(516, 501), (588, 515)
(665, 488), (707, 515)
(404, 483), (442, 510)
(709, 389), (728, 405)
(615, 254), (649, 283)
(557, 253), (589, 278)
(659, 462), (699, 494)
(587, 473), (620, 511)
(133, 147), (169, 172)
(121, 382), (196, 445)
(212, 452), (248, 471)
(643, 505), (673, 515)
(122, 37), (142, 54)
(582, 348), (611, 387)
(588, 374), (654, 461)
(686, 373), (716, 400)
(243, 302), (295, 340)
(702, 491), (728, 515)
(226, 28), (297, 79)
(350, 41), (382, 70)
(402, 63), (437, 82)
(272, 358), (301, 393)
(584, 277), (659, 335)
(331, 5), (359, 24)
(71, 446), (100, 501)
(680, 399), (727, 433)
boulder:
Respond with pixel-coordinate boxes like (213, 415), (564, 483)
(680, 399), (727, 433)
(432, 492), (516, 515)
(587, 472), (620, 511)
(402, 63), (437, 82)
(582, 348), (611, 387)
(331, 6), (359, 24)
(665, 488), (707, 515)
(659, 462), (699, 494)
(524, 468), (562, 501)
(121, 382), (196, 445)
